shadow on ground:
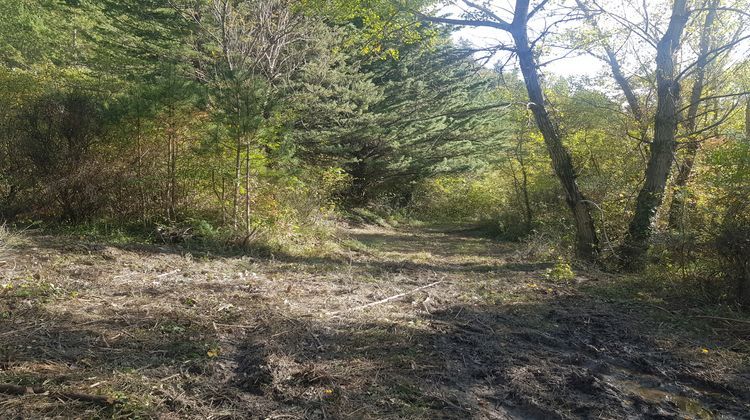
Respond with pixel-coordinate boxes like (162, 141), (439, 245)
(232, 297), (750, 419)
(2, 227), (749, 418)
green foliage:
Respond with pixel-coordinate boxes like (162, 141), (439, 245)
(410, 175), (505, 223)
(296, 36), (509, 204)
(0, 0), (749, 306)
(545, 258), (576, 282)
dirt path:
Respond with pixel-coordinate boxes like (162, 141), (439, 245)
(1, 226), (748, 419)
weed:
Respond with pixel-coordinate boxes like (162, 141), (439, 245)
(545, 258), (575, 282)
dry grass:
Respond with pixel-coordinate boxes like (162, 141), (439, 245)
(0, 224), (12, 263)
(0, 226), (748, 419)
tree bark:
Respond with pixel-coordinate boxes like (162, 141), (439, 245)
(621, 0), (690, 270)
(232, 89), (242, 229)
(166, 91), (177, 221)
(245, 131), (251, 235)
(510, 134), (533, 232)
(511, 25), (598, 261)
(667, 2), (717, 230)
(136, 105), (146, 226)
(517, 138), (533, 232)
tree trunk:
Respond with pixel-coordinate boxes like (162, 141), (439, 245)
(740, 262), (750, 309)
(667, 2), (717, 230)
(621, 0), (689, 270)
(745, 98), (750, 140)
(136, 108), (146, 227)
(576, 0), (647, 140)
(166, 99), (177, 221)
(232, 98), (242, 229)
(512, 135), (533, 232)
(245, 133), (251, 235)
(511, 28), (598, 261)
(667, 141), (698, 230)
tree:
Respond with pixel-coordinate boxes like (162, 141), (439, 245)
(420, 0), (600, 261)
(619, 0), (690, 270)
(294, 35), (509, 205)
(667, 0), (718, 230)
(579, 0), (750, 269)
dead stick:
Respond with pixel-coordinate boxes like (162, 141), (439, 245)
(0, 383), (117, 406)
(156, 269), (180, 278)
(51, 391), (116, 405)
(690, 315), (750, 324)
(330, 281), (443, 315)
(0, 384), (43, 395)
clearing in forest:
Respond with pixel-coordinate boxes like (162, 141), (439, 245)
(0, 226), (748, 419)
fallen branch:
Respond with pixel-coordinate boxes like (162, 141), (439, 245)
(330, 280), (443, 316)
(156, 269), (180, 278)
(0, 383), (42, 395)
(0, 383), (118, 406)
(690, 315), (750, 325)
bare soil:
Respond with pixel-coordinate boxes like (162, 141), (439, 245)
(1, 226), (749, 419)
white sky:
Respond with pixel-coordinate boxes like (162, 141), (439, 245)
(450, 26), (605, 77)
(439, 0), (750, 80)
(439, 2), (607, 77)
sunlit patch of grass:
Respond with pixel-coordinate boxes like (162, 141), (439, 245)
(340, 238), (371, 253)
(1, 279), (65, 302)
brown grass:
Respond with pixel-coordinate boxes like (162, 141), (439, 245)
(0, 226), (748, 419)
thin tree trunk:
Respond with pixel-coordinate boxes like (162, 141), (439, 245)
(170, 124), (178, 220)
(739, 260), (750, 309)
(515, 135), (533, 231)
(245, 134), (251, 235)
(232, 94), (242, 229)
(221, 176), (227, 225)
(233, 131), (241, 229)
(576, 0), (648, 140)
(511, 28), (598, 261)
(745, 98), (750, 140)
(211, 169), (227, 225)
(621, 0), (689, 270)
(136, 108), (146, 227)
(667, 2), (717, 230)
(166, 100), (176, 221)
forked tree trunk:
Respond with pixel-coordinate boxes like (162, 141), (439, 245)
(512, 28), (599, 261)
(621, 0), (689, 270)
(513, 135), (533, 232)
(420, 0), (599, 261)
(667, 2), (717, 230)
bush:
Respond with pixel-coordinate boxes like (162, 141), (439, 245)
(545, 257), (576, 282)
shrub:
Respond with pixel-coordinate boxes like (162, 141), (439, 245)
(546, 257), (576, 282)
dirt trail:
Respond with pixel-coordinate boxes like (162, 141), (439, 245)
(1, 226), (748, 419)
